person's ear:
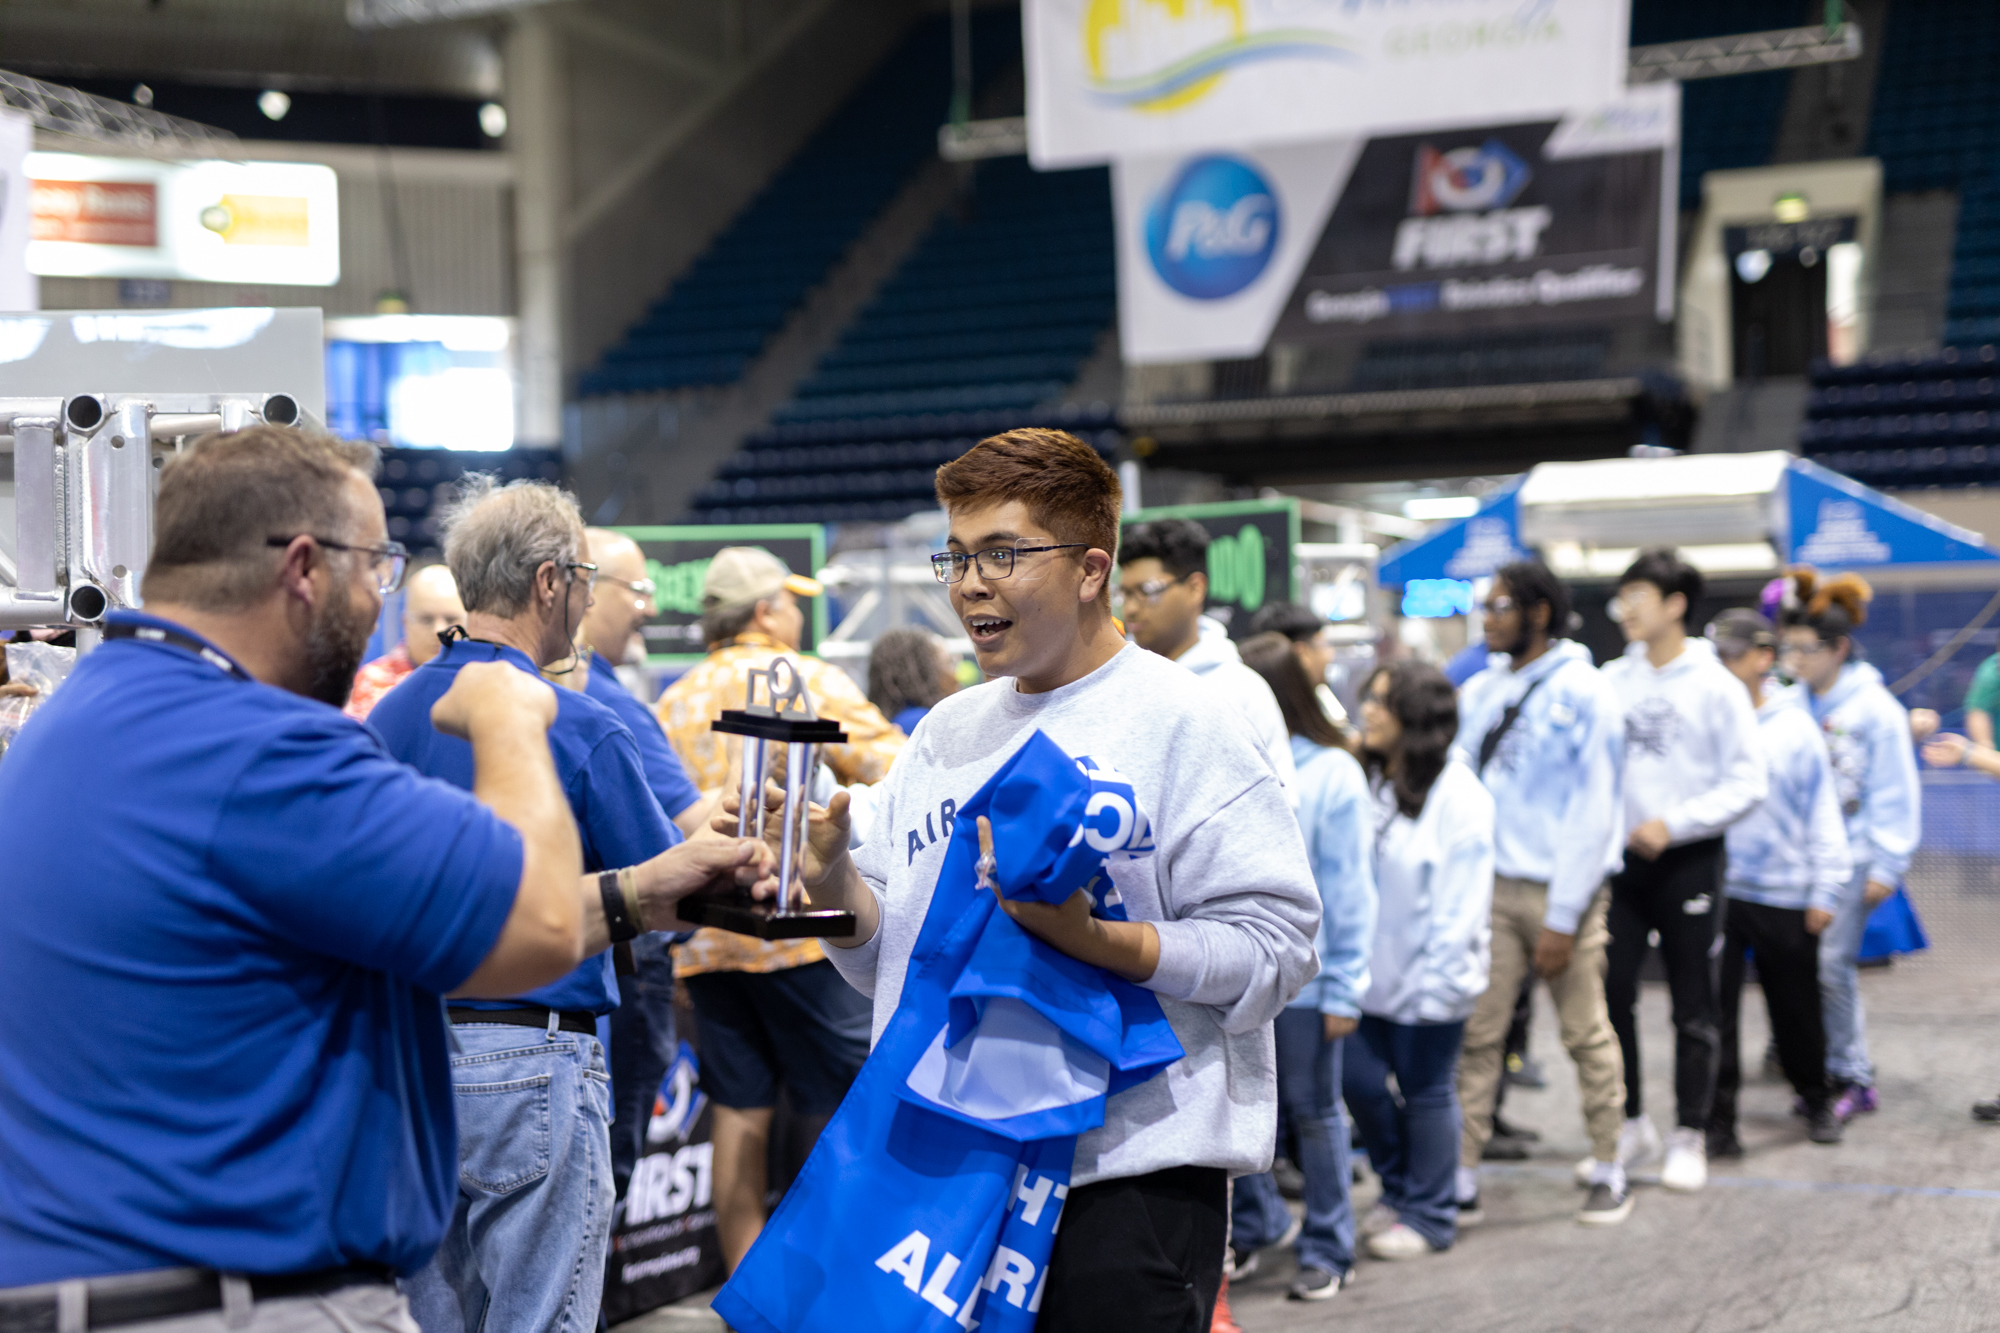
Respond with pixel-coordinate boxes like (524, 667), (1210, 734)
(1185, 569), (1208, 604)
(1529, 600), (1552, 634)
(1078, 548), (1112, 603)
(1666, 591), (1688, 626)
(275, 536), (323, 610)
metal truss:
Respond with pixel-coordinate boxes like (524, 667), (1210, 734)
(347, 0), (558, 28)
(0, 67), (238, 158)
(1628, 22), (1863, 84)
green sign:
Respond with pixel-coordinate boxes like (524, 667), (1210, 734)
(612, 524), (827, 664)
(1121, 498), (1298, 639)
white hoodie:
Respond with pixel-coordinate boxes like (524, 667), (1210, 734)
(1358, 759), (1495, 1025)
(1172, 615), (1298, 801)
(1601, 637), (1767, 845)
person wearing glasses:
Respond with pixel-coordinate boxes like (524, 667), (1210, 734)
(573, 528), (712, 1214)
(1450, 559), (1633, 1227)
(764, 429), (1318, 1331)
(368, 478), (693, 1333)
(1116, 518), (1296, 802)
(1601, 548), (1767, 1196)
(652, 546), (900, 1273)
(343, 560), (466, 720)
(1776, 569), (1920, 1125)
(0, 429), (777, 1332)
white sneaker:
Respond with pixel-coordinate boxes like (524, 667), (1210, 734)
(1365, 1223), (1436, 1261)
(1660, 1127), (1708, 1193)
(1357, 1201), (1400, 1239)
(1615, 1114), (1662, 1171)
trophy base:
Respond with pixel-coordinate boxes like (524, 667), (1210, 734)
(677, 896), (857, 940)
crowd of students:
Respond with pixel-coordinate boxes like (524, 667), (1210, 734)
(1137, 535), (1926, 1311)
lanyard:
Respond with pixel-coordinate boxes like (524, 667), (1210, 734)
(102, 621), (253, 683)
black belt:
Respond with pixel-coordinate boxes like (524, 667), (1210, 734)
(446, 1004), (596, 1036)
(0, 1263), (392, 1333)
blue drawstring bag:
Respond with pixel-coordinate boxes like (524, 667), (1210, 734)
(1859, 884), (1929, 961)
(712, 730), (1182, 1333)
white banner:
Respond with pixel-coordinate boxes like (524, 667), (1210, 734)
(0, 111), (36, 311)
(26, 154), (339, 286)
(1113, 85), (1678, 364)
(1026, 0), (1630, 169)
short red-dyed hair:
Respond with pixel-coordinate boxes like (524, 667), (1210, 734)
(934, 428), (1121, 558)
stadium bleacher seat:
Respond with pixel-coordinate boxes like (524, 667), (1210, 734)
(577, 8), (1021, 398)
(686, 156), (1118, 523)
(1800, 345), (2000, 487)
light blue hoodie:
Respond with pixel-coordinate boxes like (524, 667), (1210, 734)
(1451, 640), (1624, 933)
(1358, 760), (1495, 1025)
(1802, 661), (1922, 885)
(1726, 687), (1852, 915)
(1285, 735), (1376, 1018)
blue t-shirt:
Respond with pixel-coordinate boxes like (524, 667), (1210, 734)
(0, 611), (523, 1285)
(368, 639), (681, 1015)
(587, 651), (701, 820)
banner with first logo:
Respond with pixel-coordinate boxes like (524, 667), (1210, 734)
(1023, 0), (1630, 169)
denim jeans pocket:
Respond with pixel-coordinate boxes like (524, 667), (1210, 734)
(456, 1070), (554, 1194)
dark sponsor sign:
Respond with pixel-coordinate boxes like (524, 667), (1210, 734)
(601, 1044), (724, 1323)
(1273, 120), (1666, 343)
(1122, 499), (1298, 639)
(614, 524), (826, 662)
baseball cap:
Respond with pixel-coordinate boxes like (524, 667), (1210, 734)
(703, 546), (822, 608)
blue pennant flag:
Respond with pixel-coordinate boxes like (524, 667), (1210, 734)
(712, 731), (1183, 1333)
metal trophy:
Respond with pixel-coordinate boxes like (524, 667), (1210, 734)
(676, 656), (857, 939)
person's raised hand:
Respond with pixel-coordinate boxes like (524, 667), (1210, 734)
(431, 660), (558, 739)
(632, 836), (780, 930)
(711, 777), (854, 891)
(1910, 708), (1941, 742)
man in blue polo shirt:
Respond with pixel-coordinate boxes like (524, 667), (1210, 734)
(370, 482), (682, 1333)
(578, 527), (711, 1203)
(0, 427), (781, 1333)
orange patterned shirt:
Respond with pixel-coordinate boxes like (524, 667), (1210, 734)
(656, 632), (906, 976)
(344, 644), (415, 721)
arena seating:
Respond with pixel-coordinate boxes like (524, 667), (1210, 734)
(577, 9), (1020, 398)
(686, 156), (1116, 523)
(687, 408), (1117, 526)
(375, 447), (564, 550)
(1798, 345), (2000, 488)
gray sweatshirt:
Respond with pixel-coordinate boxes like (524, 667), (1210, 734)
(834, 643), (1321, 1186)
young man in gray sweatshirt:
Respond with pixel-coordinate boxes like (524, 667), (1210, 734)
(785, 428), (1320, 1332)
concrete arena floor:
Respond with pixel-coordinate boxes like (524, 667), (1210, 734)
(634, 891), (2000, 1333)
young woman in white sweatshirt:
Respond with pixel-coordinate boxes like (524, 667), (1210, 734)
(1343, 662), (1495, 1261)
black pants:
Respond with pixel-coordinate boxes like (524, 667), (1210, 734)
(1037, 1166), (1226, 1333)
(1714, 897), (1832, 1133)
(1605, 838), (1726, 1130)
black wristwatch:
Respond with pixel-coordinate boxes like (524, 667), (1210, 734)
(599, 870), (640, 944)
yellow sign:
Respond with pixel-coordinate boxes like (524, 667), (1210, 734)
(197, 194), (310, 247)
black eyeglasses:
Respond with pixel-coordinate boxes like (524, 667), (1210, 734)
(267, 535), (409, 594)
(565, 561), (599, 591)
(930, 542), (1086, 585)
(1116, 573), (1193, 607)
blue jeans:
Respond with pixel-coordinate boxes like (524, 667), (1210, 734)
(406, 1024), (615, 1333)
(1342, 1016), (1465, 1250)
(1232, 1008), (1354, 1274)
(1819, 867), (1875, 1087)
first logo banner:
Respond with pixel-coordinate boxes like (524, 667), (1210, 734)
(1024, 0), (1630, 168)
